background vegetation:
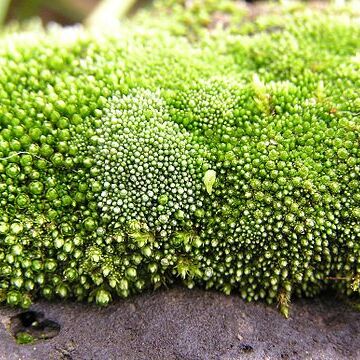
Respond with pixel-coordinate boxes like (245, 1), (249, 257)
(0, 0), (332, 27)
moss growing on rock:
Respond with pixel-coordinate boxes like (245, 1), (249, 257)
(0, 1), (359, 311)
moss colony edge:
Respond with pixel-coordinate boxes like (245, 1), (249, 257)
(0, 1), (359, 314)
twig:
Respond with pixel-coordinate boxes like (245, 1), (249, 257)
(0, 151), (51, 164)
(85, 0), (137, 27)
(326, 276), (350, 281)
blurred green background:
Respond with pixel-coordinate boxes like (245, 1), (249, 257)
(1, 0), (159, 26)
(0, 0), (330, 27)
(2, 0), (100, 25)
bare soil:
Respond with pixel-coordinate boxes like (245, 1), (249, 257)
(0, 287), (359, 359)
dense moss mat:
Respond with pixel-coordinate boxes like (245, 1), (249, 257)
(0, 1), (359, 311)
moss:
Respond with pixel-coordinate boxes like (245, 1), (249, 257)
(0, 1), (359, 309)
(15, 332), (35, 345)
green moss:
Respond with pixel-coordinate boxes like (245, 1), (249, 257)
(0, 1), (359, 309)
(16, 332), (35, 345)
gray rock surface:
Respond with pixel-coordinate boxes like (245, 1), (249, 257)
(0, 288), (359, 360)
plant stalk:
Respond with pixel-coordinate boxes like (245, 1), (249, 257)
(85, 0), (137, 27)
(0, 0), (11, 26)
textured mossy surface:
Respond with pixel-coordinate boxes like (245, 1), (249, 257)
(0, 1), (359, 309)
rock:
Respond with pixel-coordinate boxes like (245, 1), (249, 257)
(0, 288), (359, 360)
